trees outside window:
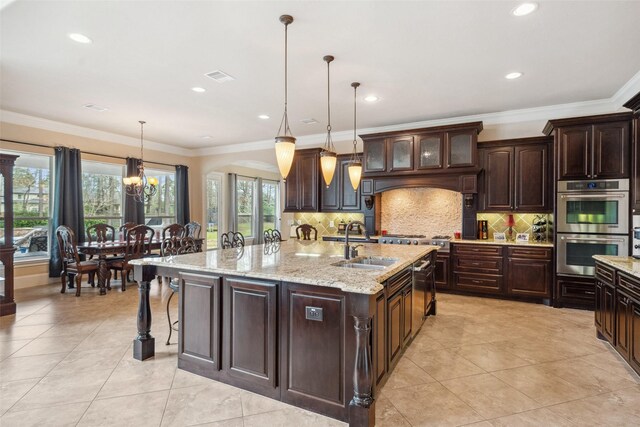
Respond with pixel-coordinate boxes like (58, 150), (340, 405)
(82, 161), (124, 229)
(206, 175), (221, 249)
(144, 169), (175, 227)
(236, 178), (255, 238)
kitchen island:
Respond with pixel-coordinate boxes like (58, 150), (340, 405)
(130, 240), (437, 426)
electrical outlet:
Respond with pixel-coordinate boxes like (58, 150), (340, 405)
(329, 221), (335, 228)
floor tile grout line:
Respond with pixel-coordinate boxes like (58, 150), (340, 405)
(159, 363), (179, 426)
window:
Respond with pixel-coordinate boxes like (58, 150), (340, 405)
(205, 175), (221, 249)
(262, 180), (279, 233)
(236, 178), (256, 238)
(82, 160), (124, 229)
(5, 152), (52, 259)
(144, 168), (175, 227)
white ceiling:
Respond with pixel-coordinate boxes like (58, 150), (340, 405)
(1, 0), (640, 152)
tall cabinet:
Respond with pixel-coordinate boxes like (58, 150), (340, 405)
(1, 154), (18, 316)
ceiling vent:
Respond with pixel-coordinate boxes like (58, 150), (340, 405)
(83, 103), (108, 112)
(301, 118), (318, 124)
(205, 70), (235, 83)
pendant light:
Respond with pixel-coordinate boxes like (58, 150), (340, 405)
(320, 55), (337, 188)
(274, 15), (296, 180)
(123, 121), (158, 202)
(348, 82), (363, 191)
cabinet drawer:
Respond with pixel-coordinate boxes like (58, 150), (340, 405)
(387, 268), (412, 297)
(507, 247), (552, 260)
(560, 281), (596, 301)
(454, 273), (502, 294)
(454, 257), (502, 273)
(595, 263), (615, 285)
(617, 273), (640, 301)
(453, 244), (503, 257)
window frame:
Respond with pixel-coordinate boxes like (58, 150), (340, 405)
(81, 159), (125, 231)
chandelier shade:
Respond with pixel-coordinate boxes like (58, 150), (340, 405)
(348, 82), (363, 191)
(123, 121), (158, 202)
(320, 55), (337, 188)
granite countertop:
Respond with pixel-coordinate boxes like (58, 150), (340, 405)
(130, 240), (437, 295)
(321, 234), (381, 241)
(453, 239), (554, 248)
(593, 255), (640, 278)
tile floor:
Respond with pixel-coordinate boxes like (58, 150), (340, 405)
(1, 283), (639, 426)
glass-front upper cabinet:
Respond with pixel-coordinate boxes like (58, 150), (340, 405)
(388, 136), (414, 171)
(363, 138), (386, 173)
(415, 133), (443, 169)
(447, 130), (476, 167)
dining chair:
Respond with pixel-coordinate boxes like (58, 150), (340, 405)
(221, 231), (245, 249)
(86, 223), (124, 283)
(263, 229), (283, 243)
(109, 225), (154, 291)
(162, 223), (185, 240)
(161, 236), (199, 345)
(119, 222), (138, 240)
(296, 224), (318, 240)
(55, 225), (99, 297)
(184, 221), (202, 239)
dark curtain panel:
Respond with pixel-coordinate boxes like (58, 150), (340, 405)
(49, 147), (85, 277)
(124, 157), (144, 225)
(175, 165), (190, 225)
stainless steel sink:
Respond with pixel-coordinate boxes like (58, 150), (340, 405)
(331, 256), (398, 270)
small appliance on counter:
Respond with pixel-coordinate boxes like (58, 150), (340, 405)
(633, 216), (640, 259)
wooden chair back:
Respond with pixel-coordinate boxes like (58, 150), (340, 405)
(264, 229), (282, 243)
(56, 225), (80, 265)
(124, 225), (154, 260)
(161, 236), (198, 257)
(184, 221), (202, 238)
(86, 223), (116, 244)
(162, 223), (185, 240)
(221, 231), (245, 249)
(119, 222), (138, 240)
(296, 224), (318, 241)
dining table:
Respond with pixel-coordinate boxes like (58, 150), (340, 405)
(76, 238), (204, 295)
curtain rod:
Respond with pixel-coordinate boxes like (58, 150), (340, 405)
(1, 138), (177, 168)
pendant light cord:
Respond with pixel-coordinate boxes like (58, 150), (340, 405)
(326, 59), (331, 135)
(278, 21), (292, 137)
(353, 84), (357, 148)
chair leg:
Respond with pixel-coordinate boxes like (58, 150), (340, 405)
(122, 271), (127, 292)
(157, 275), (162, 284)
(60, 273), (66, 294)
(114, 270), (118, 280)
(75, 273), (81, 297)
(166, 290), (176, 345)
(88, 271), (95, 287)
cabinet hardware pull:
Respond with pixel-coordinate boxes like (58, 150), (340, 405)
(559, 194), (625, 199)
(584, 291), (595, 295)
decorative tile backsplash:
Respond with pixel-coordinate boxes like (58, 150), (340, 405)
(476, 213), (552, 241)
(292, 212), (365, 237)
(381, 188), (462, 237)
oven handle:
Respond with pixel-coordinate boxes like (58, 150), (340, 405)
(559, 194), (626, 199)
(560, 236), (626, 243)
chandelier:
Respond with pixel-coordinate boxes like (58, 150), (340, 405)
(348, 82), (363, 191)
(320, 55), (337, 188)
(274, 15), (296, 180)
(123, 120), (158, 202)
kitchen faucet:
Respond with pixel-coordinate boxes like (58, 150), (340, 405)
(345, 221), (370, 259)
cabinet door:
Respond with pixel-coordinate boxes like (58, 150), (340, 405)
(435, 254), (450, 290)
(604, 284), (616, 343)
(363, 138), (386, 173)
(374, 294), (387, 385)
(284, 162), (300, 211)
(630, 300), (640, 373)
(483, 147), (513, 211)
(179, 273), (222, 372)
(402, 286), (413, 345)
(507, 258), (551, 298)
(616, 291), (630, 359)
(299, 153), (319, 211)
(632, 117), (640, 213)
(595, 281), (604, 332)
(340, 159), (361, 210)
(447, 130), (476, 168)
(387, 292), (403, 368)
(558, 125), (592, 179)
(224, 278), (278, 390)
(321, 162), (340, 211)
(593, 121), (630, 179)
(515, 143), (550, 212)
(415, 133), (443, 169)
(388, 136), (414, 171)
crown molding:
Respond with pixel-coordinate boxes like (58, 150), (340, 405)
(612, 69), (640, 109)
(0, 110), (194, 157)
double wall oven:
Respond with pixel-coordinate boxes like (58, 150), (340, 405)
(556, 179), (629, 276)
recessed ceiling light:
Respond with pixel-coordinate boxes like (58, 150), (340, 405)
(83, 103), (108, 112)
(68, 33), (92, 44)
(364, 95), (379, 103)
(201, 135), (213, 139)
(192, 87), (206, 93)
(300, 118), (318, 124)
(505, 72), (523, 80)
(512, 2), (538, 16)
(258, 114), (270, 120)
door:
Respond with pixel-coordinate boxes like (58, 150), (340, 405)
(388, 136), (414, 171)
(515, 143), (550, 211)
(447, 129), (476, 168)
(483, 147), (514, 210)
(507, 258), (551, 297)
(595, 280), (604, 331)
(387, 292), (403, 368)
(603, 283), (615, 343)
(556, 234), (628, 276)
(558, 125), (592, 179)
(435, 254), (450, 290)
(402, 286), (413, 345)
(284, 161), (300, 211)
(630, 299), (640, 373)
(374, 294), (387, 385)
(593, 121), (629, 179)
(299, 153), (319, 211)
(321, 161), (340, 210)
(363, 138), (386, 173)
(415, 133), (443, 170)
(616, 290), (630, 358)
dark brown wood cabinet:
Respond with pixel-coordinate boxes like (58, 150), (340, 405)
(452, 244), (504, 295)
(284, 148), (321, 212)
(387, 291), (403, 369)
(434, 253), (451, 290)
(0, 154), (18, 317)
(478, 137), (552, 212)
(321, 154), (361, 212)
(625, 92), (640, 213)
(556, 275), (596, 309)
(544, 113), (632, 180)
(374, 294), (387, 386)
(361, 122), (483, 176)
(506, 247), (552, 298)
